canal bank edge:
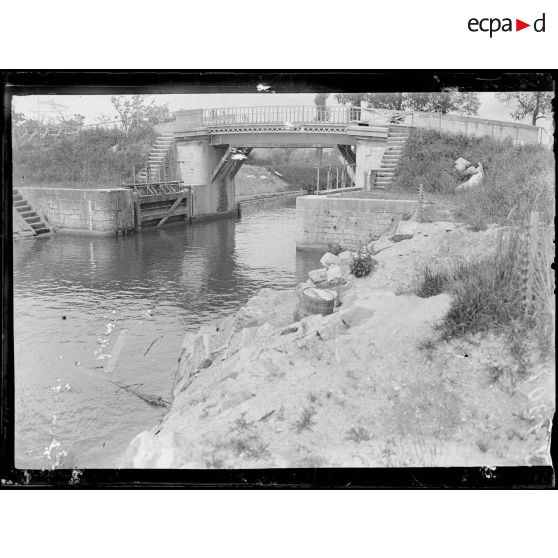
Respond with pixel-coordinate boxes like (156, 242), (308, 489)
(121, 220), (554, 469)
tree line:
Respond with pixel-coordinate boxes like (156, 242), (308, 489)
(314, 91), (552, 125)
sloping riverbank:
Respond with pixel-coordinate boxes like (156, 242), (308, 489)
(235, 165), (298, 200)
(122, 221), (554, 468)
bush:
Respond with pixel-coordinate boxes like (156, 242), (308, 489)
(392, 128), (554, 225)
(350, 252), (377, 278)
(13, 126), (156, 187)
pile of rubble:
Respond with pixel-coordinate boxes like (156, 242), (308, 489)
(303, 221), (419, 292)
(454, 157), (484, 191)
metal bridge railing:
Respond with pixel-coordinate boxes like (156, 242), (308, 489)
(315, 163), (357, 194)
(201, 106), (406, 128)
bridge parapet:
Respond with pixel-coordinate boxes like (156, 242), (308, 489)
(171, 106), (550, 146)
(173, 106), (401, 133)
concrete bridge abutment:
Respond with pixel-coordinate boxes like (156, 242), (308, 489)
(175, 136), (237, 220)
(354, 139), (386, 190)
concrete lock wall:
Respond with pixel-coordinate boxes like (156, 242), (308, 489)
(296, 195), (417, 251)
(176, 138), (236, 219)
(20, 187), (135, 234)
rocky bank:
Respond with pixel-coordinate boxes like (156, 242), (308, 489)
(122, 221), (554, 468)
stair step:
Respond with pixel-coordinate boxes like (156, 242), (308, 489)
(14, 200), (28, 208)
(16, 205), (32, 213)
(13, 194), (23, 201)
(20, 210), (37, 218)
(33, 227), (50, 235)
(27, 216), (41, 224)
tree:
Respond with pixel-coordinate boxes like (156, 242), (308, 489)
(495, 92), (552, 125)
(365, 93), (406, 111)
(110, 95), (173, 132)
(334, 91), (480, 115)
(12, 111), (27, 125)
(404, 92), (480, 115)
(313, 93), (329, 106)
(334, 93), (368, 107)
(314, 93), (330, 121)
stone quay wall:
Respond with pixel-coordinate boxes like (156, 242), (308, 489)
(20, 187), (135, 234)
(296, 195), (417, 251)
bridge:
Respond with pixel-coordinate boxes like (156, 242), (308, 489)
(131, 105), (549, 225)
(134, 106), (406, 221)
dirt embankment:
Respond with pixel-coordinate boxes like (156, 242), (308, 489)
(235, 165), (300, 200)
(121, 222), (554, 469)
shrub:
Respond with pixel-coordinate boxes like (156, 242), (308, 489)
(392, 128), (554, 225)
(13, 126), (156, 187)
(350, 252), (377, 278)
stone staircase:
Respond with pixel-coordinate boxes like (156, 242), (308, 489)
(13, 189), (50, 235)
(374, 126), (410, 188)
(137, 131), (175, 182)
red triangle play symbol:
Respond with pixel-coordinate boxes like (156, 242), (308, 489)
(516, 19), (530, 31)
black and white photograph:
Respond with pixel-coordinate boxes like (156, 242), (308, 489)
(5, 73), (554, 479)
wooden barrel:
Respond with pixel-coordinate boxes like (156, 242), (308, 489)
(295, 287), (336, 321)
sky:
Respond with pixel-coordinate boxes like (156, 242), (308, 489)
(11, 92), (553, 131)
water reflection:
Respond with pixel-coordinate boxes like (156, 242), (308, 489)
(13, 198), (321, 469)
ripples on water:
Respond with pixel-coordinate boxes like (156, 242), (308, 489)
(13, 198), (321, 468)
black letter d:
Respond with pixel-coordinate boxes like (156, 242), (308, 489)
(534, 13), (545, 32)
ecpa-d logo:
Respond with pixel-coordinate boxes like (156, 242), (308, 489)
(468, 13), (546, 37)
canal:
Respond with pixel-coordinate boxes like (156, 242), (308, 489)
(13, 197), (321, 469)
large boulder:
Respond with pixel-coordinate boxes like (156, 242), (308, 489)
(456, 169), (484, 192)
(308, 268), (327, 283)
(337, 251), (355, 266)
(454, 157), (471, 174)
(320, 252), (340, 268)
(390, 220), (418, 242)
(326, 265), (344, 282)
(464, 161), (484, 176)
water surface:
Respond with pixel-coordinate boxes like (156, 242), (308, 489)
(14, 198), (321, 468)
